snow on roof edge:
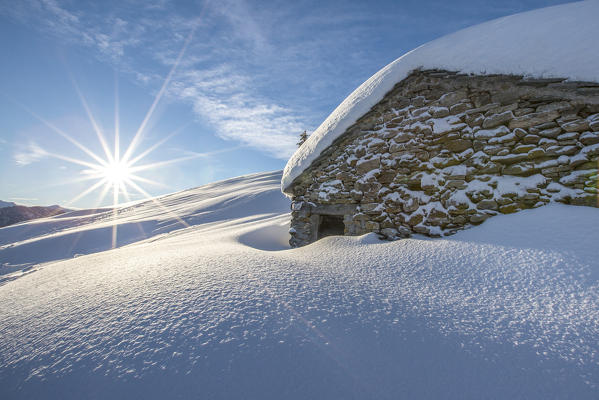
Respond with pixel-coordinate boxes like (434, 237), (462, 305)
(281, 0), (599, 194)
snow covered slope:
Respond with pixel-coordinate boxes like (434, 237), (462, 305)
(281, 0), (599, 193)
(0, 171), (289, 281)
(0, 200), (16, 208)
(1, 170), (598, 399)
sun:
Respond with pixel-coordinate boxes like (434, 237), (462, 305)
(16, 72), (197, 250)
(101, 160), (132, 185)
(13, 27), (200, 249)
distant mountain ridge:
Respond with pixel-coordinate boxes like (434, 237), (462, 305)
(0, 200), (16, 208)
(0, 204), (69, 228)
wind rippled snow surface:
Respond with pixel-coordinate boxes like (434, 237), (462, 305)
(0, 171), (598, 399)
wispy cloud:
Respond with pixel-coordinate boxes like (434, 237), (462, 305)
(1, 0), (309, 158)
(1, 0), (384, 159)
(14, 141), (48, 165)
(10, 197), (39, 201)
(170, 66), (301, 158)
(176, 144), (247, 158)
(208, 0), (271, 54)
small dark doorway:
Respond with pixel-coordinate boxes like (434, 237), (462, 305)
(317, 215), (345, 239)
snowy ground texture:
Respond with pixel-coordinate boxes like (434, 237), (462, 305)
(0, 171), (598, 399)
(282, 0), (599, 192)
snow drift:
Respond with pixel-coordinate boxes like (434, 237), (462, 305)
(281, 0), (599, 193)
(1, 170), (598, 399)
(0, 171), (289, 281)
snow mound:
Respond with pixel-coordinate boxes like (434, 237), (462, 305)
(237, 215), (291, 251)
(281, 0), (599, 193)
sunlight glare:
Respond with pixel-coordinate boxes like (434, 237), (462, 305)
(12, 25), (201, 250)
(101, 160), (132, 185)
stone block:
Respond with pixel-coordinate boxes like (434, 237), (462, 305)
(522, 134), (540, 144)
(446, 139), (472, 153)
(336, 171), (354, 182)
(479, 163), (502, 174)
(393, 132), (413, 143)
(356, 157), (380, 174)
(350, 190), (363, 201)
(470, 213), (490, 224)
(364, 221), (380, 231)
(514, 144), (536, 154)
(557, 132), (579, 141)
(438, 90), (468, 106)
(526, 148), (546, 159)
(361, 203), (381, 214)
(476, 199), (498, 210)
(403, 198), (419, 213)
(378, 170), (396, 184)
(580, 132), (599, 145)
(380, 228), (399, 239)
(503, 164), (532, 175)
(538, 127), (562, 138)
(413, 225), (431, 234)
(508, 110), (559, 129)
(450, 102), (472, 114)
(446, 179), (467, 189)
(530, 121), (558, 134)
(514, 107), (534, 117)
(431, 107), (450, 118)
(355, 181), (381, 192)
(538, 138), (558, 146)
(560, 119), (590, 132)
(465, 114), (484, 127)
(545, 145), (579, 157)
(406, 213), (424, 226)
(499, 204), (520, 214)
(482, 110), (514, 129)
(491, 154), (529, 164)
(536, 101), (573, 113)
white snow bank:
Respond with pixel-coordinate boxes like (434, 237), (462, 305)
(237, 214), (291, 251)
(281, 0), (599, 193)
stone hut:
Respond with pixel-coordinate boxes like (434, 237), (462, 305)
(281, 2), (599, 247)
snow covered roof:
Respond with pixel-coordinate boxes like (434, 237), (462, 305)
(281, 0), (599, 194)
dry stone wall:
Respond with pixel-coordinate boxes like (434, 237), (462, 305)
(289, 70), (599, 247)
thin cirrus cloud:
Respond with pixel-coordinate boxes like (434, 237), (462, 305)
(170, 66), (301, 158)
(9, 197), (39, 201)
(2, 0), (309, 160)
(14, 141), (48, 166)
(5, 1), (555, 167)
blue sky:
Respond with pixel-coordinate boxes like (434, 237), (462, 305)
(0, 0), (573, 208)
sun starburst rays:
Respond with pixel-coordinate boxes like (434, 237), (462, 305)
(11, 25), (203, 249)
(18, 73), (191, 249)
(62, 132), (178, 209)
(71, 78), (114, 164)
(46, 108), (190, 249)
(18, 85), (200, 246)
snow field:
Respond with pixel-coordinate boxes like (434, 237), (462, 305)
(0, 171), (598, 399)
(0, 171), (289, 281)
